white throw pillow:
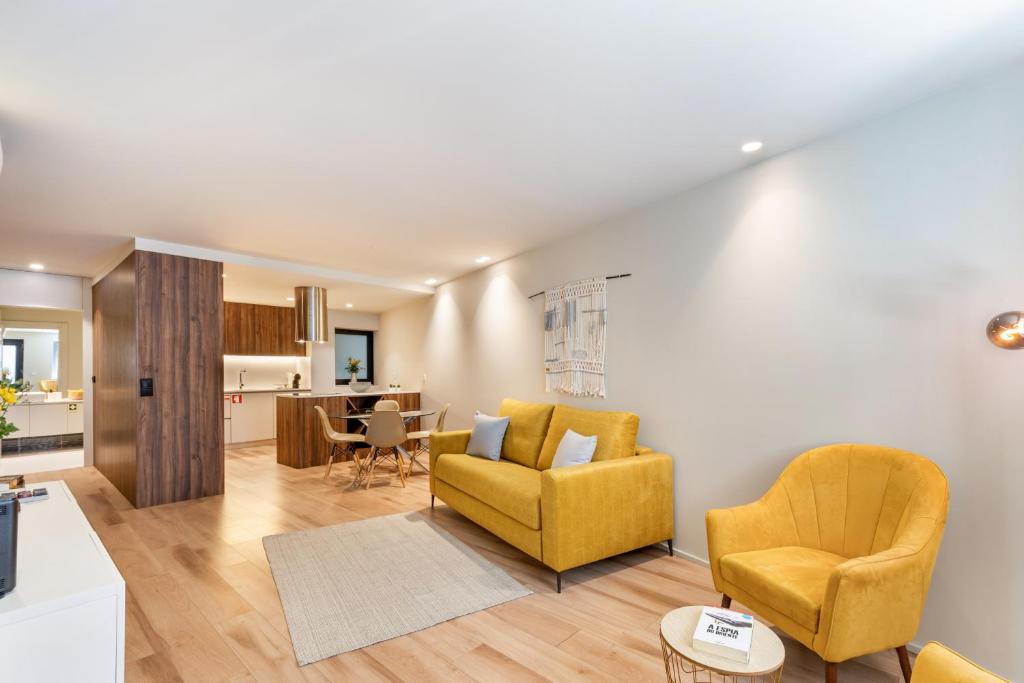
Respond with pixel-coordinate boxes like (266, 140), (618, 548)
(550, 429), (598, 468)
(465, 412), (510, 461)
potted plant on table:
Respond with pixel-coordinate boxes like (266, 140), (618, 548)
(345, 357), (361, 384)
(0, 369), (29, 454)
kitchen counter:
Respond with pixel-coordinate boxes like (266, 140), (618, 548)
(278, 388), (419, 399)
(16, 397), (84, 405)
(275, 390), (421, 468)
(224, 388), (311, 395)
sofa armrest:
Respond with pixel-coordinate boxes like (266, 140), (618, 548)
(705, 500), (779, 590)
(815, 545), (929, 661)
(428, 430), (472, 493)
(540, 453), (673, 572)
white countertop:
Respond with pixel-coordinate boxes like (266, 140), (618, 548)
(277, 388), (419, 399)
(16, 398), (84, 405)
(223, 388), (311, 395)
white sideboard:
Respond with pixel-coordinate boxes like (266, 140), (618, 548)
(0, 480), (125, 682)
(5, 400), (85, 437)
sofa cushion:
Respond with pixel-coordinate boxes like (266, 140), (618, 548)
(720, 546), (846, 632)
(498, 399), (555, 469)
(466, 412), (509, 461)
(537, 404), (639, 470)
(433, 453), (542, 529)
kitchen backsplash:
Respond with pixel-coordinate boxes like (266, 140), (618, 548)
(224, 355), (311, 391)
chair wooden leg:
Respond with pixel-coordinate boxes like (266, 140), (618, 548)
(395, 449), (407, 487)
(364, 447), (379, 489)
(825, 661), (838, 683)
(896, 646), (912, 682)
(556, 572), (562, 593)
(721, 594), (732, 608)
(323, 444), (336, 481)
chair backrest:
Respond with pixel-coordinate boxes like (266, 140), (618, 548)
(314, 405), (341, 442)
(433, 403), (450, 433)
(374, 399), (400, 411)
(764, 444), (949, 559)
(365, 407), (407, 448)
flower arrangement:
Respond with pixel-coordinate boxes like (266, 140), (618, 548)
(0, 368), (28, 440)
(345, 357), (361, 375)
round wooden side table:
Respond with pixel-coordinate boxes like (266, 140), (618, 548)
(660, 606), (785, 683)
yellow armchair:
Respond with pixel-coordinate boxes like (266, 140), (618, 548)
(706, 444), (948, 682)
(911, 642), (1008, 683)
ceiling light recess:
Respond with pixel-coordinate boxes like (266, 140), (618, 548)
(29, 263), (45, 271)
(424, 278), (438, 285)
(741, 141), (763, 153)
(475, 255), (491, 264)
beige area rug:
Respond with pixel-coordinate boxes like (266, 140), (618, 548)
(263, 511), (532, 666)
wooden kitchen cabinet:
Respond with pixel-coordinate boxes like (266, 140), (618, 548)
(224, 302), (306, 356)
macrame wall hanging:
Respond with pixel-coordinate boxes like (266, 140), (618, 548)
(543, 277), (607, 397)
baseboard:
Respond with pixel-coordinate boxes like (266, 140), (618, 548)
(656, 541), (924, 654)
(657, 540), (710, 567)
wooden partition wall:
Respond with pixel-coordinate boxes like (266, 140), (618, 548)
(93, 250), (224, 508)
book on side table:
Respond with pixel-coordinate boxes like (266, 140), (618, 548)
(692, 606), (754, 663)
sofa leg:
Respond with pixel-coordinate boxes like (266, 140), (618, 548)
(825, 662), (838, 683)
(556, 572), (562, 593)
(896, 646), (912, 682)
(430, 494), (435, 509)
(667, 538), (673, 556)
(721, 594), (732, 609)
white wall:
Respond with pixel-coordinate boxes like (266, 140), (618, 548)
(0, 268), (84, 310)
(310, 309), (380, 393)
(378, 62), (1024, 677)
(224, 355), (311, 392)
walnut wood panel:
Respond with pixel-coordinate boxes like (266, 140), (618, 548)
(135, 251), (224, 507)
(92, 252), (140, 505)
(224, 301), (306, 356)
(275, 392), (421, 468)
(276, 395), (350, 468)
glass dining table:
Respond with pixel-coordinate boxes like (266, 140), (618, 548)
(331, 409), (437, 486)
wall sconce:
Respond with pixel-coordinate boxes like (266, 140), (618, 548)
(986, 311), (1024, 350)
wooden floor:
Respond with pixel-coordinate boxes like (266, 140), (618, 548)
(29, 444), (912, 682)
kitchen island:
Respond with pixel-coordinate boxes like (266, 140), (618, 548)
(275, 390), (421, 469)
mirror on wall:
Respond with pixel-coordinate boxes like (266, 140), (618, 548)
(1, 324), (63, 392)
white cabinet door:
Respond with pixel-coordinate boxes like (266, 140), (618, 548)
(67, 403), (84, 433)
(5, 405), (30, 436)
(29, 403), (69, 437)
(224, 418), (232, 444)
(229, 393), (275, 443)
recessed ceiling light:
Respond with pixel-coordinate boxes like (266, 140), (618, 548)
(475, 255), (491, 264)
(424, 278), (438, 285)
(345, 303), (353, 308)
(29, 263), (44, 271)
(286, 296), (295, 302)
(741, 141), (763, 153)
(221, 273), (227, 278)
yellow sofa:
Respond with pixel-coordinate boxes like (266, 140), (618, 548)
(706, 444), (948, 682)
(429, 399), (674, 591)
(911, 642), (1008, 683)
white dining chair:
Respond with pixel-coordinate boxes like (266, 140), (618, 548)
(361, 401), (408, 488)
(404, 403), (449, 476)
(314, 406), (368, 483)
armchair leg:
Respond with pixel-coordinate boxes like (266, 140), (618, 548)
(825, 662), (838, 683)
(667, 538), (673, 556)
(721, 594), (732, 609)
(430, 494), (435, 509)
(556, 572), (562, 593)
(896, 646), (912, 682)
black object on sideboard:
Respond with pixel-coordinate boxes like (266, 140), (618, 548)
(0, 495), (18, 598)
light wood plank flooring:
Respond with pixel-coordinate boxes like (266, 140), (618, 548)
(28, 444), (912, 682)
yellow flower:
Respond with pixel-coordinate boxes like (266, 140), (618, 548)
(0, 387), (17, 405)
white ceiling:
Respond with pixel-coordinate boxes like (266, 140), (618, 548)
(222, 261), (426, 312)
(2, 1), (1024, 298)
